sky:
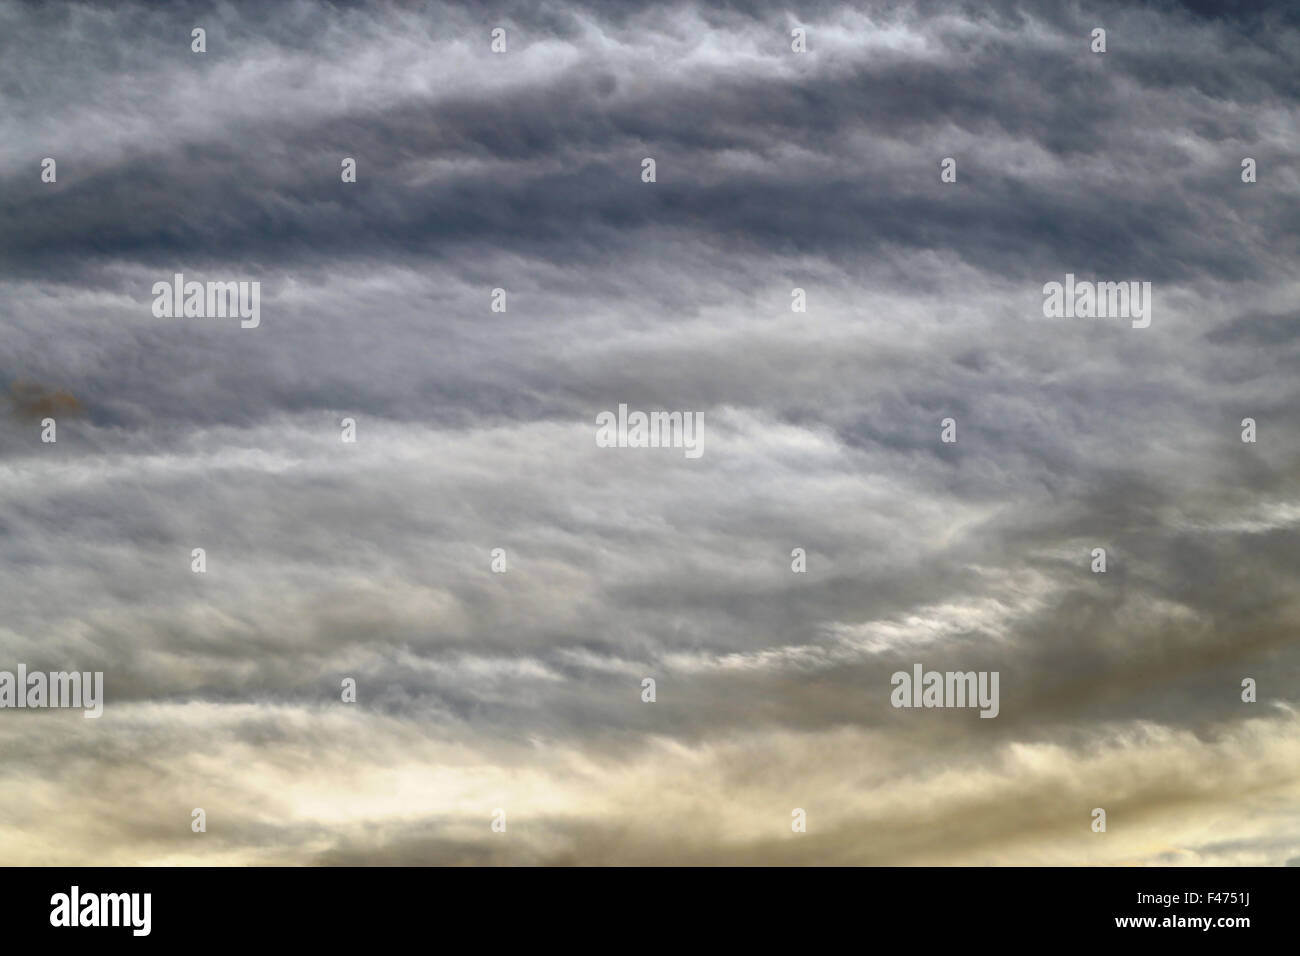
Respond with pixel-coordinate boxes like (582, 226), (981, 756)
(0, 0), (1298, 865)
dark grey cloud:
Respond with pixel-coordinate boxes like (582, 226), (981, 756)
(0, 0), (1297, 864)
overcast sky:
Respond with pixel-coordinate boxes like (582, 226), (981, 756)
(1, 0), (1298, 865)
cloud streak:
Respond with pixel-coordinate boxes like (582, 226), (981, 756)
(0, 0), (1297, 864)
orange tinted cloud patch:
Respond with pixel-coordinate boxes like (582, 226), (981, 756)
(7, 380), (85, 422)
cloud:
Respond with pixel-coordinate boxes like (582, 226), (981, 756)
(0, 0), (1297, 865)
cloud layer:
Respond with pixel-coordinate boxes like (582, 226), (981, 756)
(1, 0), (1298, 865)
